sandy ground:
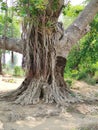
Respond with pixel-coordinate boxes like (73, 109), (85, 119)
(0, 76), (98, 130)
(0, 76), (24, 92)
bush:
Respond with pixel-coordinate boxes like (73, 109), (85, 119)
(71, 70), (79, 77)
(76, 71), (88, 80)
(13, 66), (24, 77)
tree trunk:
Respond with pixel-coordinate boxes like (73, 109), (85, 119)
(0, 0), (98, 106)
(2, 52), (6, 66)
(11, 51), (14, 66)
(0, 55), (2, 75)
(1, 23), (77, 106)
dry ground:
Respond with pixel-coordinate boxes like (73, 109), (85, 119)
(0, 75), (98, 130)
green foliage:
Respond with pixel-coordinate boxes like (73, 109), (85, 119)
(15, 0), (59, 18)
(65, 13), (98, 85)
(63, 4), (84, 17)
(0, 13), (21, 38)
(0, 0), (21, 38)
(2, 64), (25, 77)
(15, 0), (47, 18)
(52, 0), (59, 11)
(0, 2), (8, 11)
(5, 16), (12, 23)
(63, 4), (84, 29)
(14, 66), (24, 77)
(7, 17), (21, 38)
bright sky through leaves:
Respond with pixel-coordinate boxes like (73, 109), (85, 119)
(71, 0), (84, 5)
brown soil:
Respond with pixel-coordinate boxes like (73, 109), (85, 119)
(0, 76), (98, 130)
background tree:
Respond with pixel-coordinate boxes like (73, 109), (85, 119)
(0, 1), (21, 74)
(0, 50), (2, 74)
(0, 0), (98, 106)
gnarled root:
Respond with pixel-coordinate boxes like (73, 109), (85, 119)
(0, 77), (79, 106)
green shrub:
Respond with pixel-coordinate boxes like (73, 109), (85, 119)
(76, 71), (88, 80)
(64, 70), (72, 79)
(71, 70), (79, 78)
(92, 62), (98, 71)
(13, 66), (24, 77)
(93, 71), (98, 82)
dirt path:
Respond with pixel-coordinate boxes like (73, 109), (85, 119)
(0, 76), (98, 130)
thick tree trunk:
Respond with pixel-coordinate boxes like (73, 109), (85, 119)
(1, 0), (98, 106)
(1, 24), (77, 106)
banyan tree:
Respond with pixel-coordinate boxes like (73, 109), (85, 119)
(0, 0), (98, 105)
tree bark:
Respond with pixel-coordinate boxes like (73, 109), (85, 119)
(11, 51), (14, 66)
(2, 52), (6, 66)
(0, 55), (2, 75)
(0, 0), (98, 57)
(0, 0), (98, 106)
(1, 24), (73, 106)
(56, 0), (98, 58)
(0, 37), (23, 54)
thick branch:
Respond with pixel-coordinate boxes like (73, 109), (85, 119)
(56, 0), (98, 57)
(0, 37), (23, 54)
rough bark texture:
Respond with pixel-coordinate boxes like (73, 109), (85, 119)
(0, 37), (23, 54)
(1, 23), (77, 106)
(56, 0), (98, 58)
(0, 0), (77, 104)
(0, 0), (98, 106)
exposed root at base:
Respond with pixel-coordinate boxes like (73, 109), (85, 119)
(0, 78), (82, 106)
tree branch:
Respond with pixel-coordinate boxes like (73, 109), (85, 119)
(56, 0), (98, 58)
(0, 0), (98, 58)
(0, 37), (23, 54)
